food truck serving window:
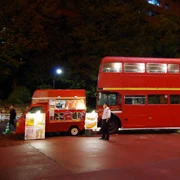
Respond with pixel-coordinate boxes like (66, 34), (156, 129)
(55, 99), (85, 110)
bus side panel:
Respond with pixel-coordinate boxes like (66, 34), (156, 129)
(146, 105), (171, 127)
(125, 105), (180, 128)
(165, 105), (180, 127)
(122, 104), (180, 128)
(121, 105), (149, 128)
(98, 74), (180, 90)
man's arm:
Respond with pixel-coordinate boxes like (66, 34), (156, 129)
(106, 109), (111, 122)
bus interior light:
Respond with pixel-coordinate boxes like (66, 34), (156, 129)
(138, 63), (145, 72)
(113, 63), (122, 72)
(163, 64), (167, 73)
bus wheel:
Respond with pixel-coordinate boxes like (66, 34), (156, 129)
(69, 127), (79, 136)
(109, 119), (120, 134)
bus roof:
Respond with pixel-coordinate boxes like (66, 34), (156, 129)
(102, 56), (180, 63)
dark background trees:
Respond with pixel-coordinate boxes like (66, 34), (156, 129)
(0, 0), (179, 109)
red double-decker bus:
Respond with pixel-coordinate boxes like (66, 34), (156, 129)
(96, 56), (180, 133)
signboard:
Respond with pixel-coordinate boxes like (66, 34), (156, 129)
(49, 98), (86, 121)
(25, 113), (45, 140)
(85, 112), (98, 129)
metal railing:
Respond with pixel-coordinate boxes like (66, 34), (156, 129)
(0, 113), (9, 122)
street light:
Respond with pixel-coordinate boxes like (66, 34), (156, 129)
(53, 68), (62, 89)
(56, 68), (62, 75)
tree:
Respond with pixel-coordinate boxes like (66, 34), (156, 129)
(0, 0), (48, 98)
(7, 86), (31, 104)
(0, 0), (179, 105)
(152, 13), (180, 57)
(62, 0), (150, 98)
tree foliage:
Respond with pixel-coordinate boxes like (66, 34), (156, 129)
(0, 0), (48, 97)
(7, 86), (31, 104)
(0, 0), (179, 106)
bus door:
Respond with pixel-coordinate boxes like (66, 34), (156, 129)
(122, 95), (148, 128)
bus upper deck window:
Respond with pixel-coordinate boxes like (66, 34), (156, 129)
(168, 64), (179, 74)
(147, 63), (167, 73)
(102, 63), (122, 72)
(124, 63), (145, 73)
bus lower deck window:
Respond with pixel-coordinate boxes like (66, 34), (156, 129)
(148, 95), (168, 104)
(170, 95), (180, 104)
(125, 96), (146, 104)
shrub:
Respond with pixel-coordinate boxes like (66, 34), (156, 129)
(7, 86), (31, 104)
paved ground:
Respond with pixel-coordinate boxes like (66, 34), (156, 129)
(1, 121), (180, 180)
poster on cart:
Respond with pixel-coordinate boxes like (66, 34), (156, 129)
(85, 112), (98, 129)
(25, 113), (45, 140)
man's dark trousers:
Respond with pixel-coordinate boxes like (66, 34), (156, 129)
(101, 119), (109, 140)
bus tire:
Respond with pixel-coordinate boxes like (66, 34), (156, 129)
(109, 118), (120, 134)
(69, 127), (79, 136)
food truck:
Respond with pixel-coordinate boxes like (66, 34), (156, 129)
(16, 89), (86, 136)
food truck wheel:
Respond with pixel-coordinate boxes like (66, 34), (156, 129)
(70, 127), (79, 136)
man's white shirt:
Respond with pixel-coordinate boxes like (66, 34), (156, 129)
(102, 107), (111, 119)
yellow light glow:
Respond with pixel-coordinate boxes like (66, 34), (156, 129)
(16, 122), (19, 127)
(76, 102), (85, 109)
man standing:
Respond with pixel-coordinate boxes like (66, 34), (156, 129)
(9, 105), (16, 131)
(99, 102), (111, 141)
